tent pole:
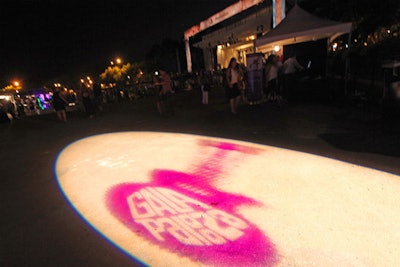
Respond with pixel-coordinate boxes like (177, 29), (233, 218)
(185, 38), (192, 73)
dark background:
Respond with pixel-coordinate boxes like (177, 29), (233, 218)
(0, 0), (237, 87)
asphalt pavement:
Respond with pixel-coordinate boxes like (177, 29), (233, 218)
(1, 86), (399, 267)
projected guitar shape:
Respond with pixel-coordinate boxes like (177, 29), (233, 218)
(107, 140), (277, 266)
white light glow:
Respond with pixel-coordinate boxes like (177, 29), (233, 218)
(55, 132), (400, 267)
(0, 95), (11, 100)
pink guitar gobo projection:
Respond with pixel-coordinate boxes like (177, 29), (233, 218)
(106, 140), (277, 266)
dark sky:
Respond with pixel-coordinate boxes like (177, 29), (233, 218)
(0, 0), (237, 88)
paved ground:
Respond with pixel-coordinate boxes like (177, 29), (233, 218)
(1, 86), (399, 267)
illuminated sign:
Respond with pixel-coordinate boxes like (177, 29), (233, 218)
(184, 0), (264, 40)
(56, 132), (400, 266)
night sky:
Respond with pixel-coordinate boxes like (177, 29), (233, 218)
(1, 0), (237, 88)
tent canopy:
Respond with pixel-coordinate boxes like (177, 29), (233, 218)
(255, 5), (352, 50)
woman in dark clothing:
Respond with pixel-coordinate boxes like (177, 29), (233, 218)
(52, 87), (68, 122)
(226, 57), (243, 114)
(81, 88), (95, 118)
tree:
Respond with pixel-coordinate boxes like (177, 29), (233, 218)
(297, 0), (400, 103)
(298, 0), (400, 38)
(145, 38), (186, 74)
(100, 62), (146, 93)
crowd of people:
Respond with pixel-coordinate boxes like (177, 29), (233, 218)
(0, 93), (55, 123)
(263, 52), (306, 105)
(1, 53), (307, 124)
(220, 53), (305, 113)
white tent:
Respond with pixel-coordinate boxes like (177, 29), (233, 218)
(255, 5), (352, 50)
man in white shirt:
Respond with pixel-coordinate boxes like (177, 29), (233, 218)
(282, 53), (304, 99)
(283, 54), (304, 75)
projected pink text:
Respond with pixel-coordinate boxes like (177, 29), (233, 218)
(107, 140), (277, 266)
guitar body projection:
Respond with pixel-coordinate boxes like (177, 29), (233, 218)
(106, 140), (277, 267)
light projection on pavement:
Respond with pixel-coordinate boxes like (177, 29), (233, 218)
(55, 132), (400, 267)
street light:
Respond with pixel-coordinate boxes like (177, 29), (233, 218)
(110, 58), (122, 66)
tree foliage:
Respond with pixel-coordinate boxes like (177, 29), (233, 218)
(99, 62), (145, 86)
(145, 38), (186, 73)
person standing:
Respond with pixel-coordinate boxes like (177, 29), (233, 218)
(0, 101), (11, 123)
(160, 69), (174, 116)
(153, 73), (163, 116)
(15, 96), (26, 118)
(226, 57), (243, 114)
(52, 86), (68, 122)
(265, 54), (283, 103)
(198, 70), (211, 104)
(238, 63), (248, 105)
(81, 86), (95, 118)
(154, 69), (174, 117)
(6, 99), (17, 119)
(93, 82), (103, 113)
(282, 52), (304, 98)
